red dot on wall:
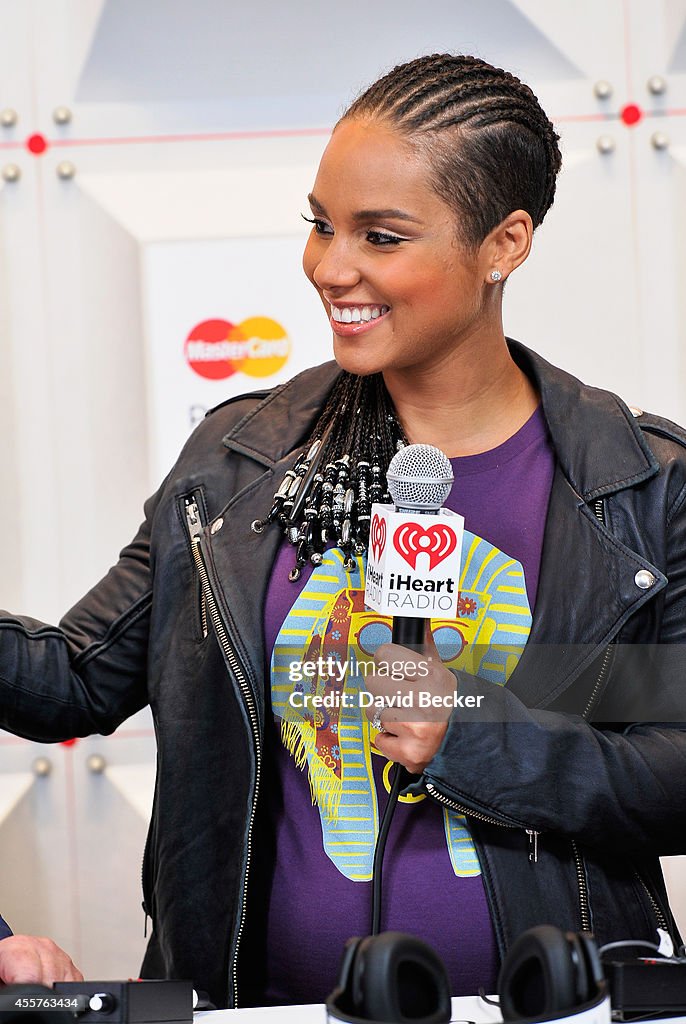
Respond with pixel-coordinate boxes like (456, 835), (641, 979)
(620, 104), (643, 126)
(26, 133), (48, 154)
(60, 738), (79, 747)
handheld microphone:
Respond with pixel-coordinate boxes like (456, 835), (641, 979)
(385, 445), (454, 646)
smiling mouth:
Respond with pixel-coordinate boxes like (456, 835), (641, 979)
(330, 304), (390, 324)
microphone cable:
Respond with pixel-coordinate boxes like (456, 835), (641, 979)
(370, 760), (407, 935)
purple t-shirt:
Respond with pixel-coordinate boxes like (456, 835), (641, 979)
(251, 406), (554, 1006)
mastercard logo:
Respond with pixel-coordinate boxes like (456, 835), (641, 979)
(184, 316), (291, 380)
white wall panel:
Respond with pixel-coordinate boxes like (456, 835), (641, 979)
(38, 170), (148, 613)
(505, 126), (640, 399)
(0, 738), (81, 963)
(0, 161), (62, 616)
(0, 717), (154, 978)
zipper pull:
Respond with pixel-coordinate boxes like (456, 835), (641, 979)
(526, 829), (539, 864)
(185, 497), (209, 638)
(185, 497), (203, 540)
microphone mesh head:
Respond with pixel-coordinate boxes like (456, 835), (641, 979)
(386, 444), (454, 511)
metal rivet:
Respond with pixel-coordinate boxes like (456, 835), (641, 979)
(32, 756), (52, 777)
(647, 75), (667, 96)
(596, 135), (616, 155)
(52, 105), (72, 125)
(56, 160), (76, 180)
(210, 517), (224, 534)
(87, 753), (107, 774)
(635, 569), (656, 590)
(651, 131), (670, 150)
(629, 405), (643, 417)
(0, 108), (18, 128)
(1, 163), (21, 182)
(593, 80), (613, 100)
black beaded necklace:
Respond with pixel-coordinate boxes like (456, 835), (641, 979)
(251, 372), (406, 580)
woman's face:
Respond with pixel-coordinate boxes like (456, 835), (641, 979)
(302, 118), (492, 379)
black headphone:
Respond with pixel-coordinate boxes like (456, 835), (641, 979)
(326, 931), (452, 1024)
(326, 925), (606, 1024)
(498, 925), (607, 1022)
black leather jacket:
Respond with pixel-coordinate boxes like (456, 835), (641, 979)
(1, 342), (685, 1008)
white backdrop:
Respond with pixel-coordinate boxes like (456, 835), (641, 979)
(0, 0), (685, 980)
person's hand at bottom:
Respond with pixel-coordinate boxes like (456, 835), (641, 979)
(0, 935), (83, 986)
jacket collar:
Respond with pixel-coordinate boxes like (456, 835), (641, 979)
(223, 340), (660, 501)
(509, 341), (659, 499)
(221, 361), (341, 467)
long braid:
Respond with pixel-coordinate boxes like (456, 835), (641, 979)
(251, 373), (405, 580)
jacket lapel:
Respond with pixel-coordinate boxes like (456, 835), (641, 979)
(200, 362), (341, 714)
(507, 465), (666, 706)
(507, 343), (667, 706)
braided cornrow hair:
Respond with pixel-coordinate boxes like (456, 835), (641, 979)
(344, 53), (562, 247)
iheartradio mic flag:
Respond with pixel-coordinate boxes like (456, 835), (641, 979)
(365, 503), (464, 619)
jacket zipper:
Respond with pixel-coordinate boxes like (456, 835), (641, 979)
(587, 499), (614, 719)
(589, 497), (673, 941)
(423, 781), (540, 857)
(635, 869), (669, 932)
(185, 497), (208, 638)
(572, 840), (591, 931)
(141, 836), (152, 936)
(571, 497), (610, 926)
(565, 498), (608, 929)
(185, 497), (261, 1008)
(583, 643), (614, 719)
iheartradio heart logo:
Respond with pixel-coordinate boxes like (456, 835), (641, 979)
(371, 514), (387, 561)
(393, 522), (458, 570)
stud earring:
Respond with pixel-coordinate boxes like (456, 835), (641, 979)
(490, 269), (502, 282)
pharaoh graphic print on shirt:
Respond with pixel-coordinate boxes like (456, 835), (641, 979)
(270, 531), (532, 881)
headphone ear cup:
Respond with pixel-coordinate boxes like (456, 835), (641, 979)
(576, 932), (605, 995)
(498, 925), (578, 1021)
(564, 933), (589, 1004)
(356, 932), (451, 1023)
(327, 935), (366, 1021)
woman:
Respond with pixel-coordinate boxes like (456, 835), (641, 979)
(1, 54), (685, 1009)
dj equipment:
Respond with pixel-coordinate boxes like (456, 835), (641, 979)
(52, 980), (193, 1023)
(0, 984), (74, 1023)
(602, 957), (686, 1016)
(0, 980), (193, 1024)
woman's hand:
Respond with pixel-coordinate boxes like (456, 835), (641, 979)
(365, 626), (458, 775)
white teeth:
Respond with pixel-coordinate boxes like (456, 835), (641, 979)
(331, 304), (390, 323)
